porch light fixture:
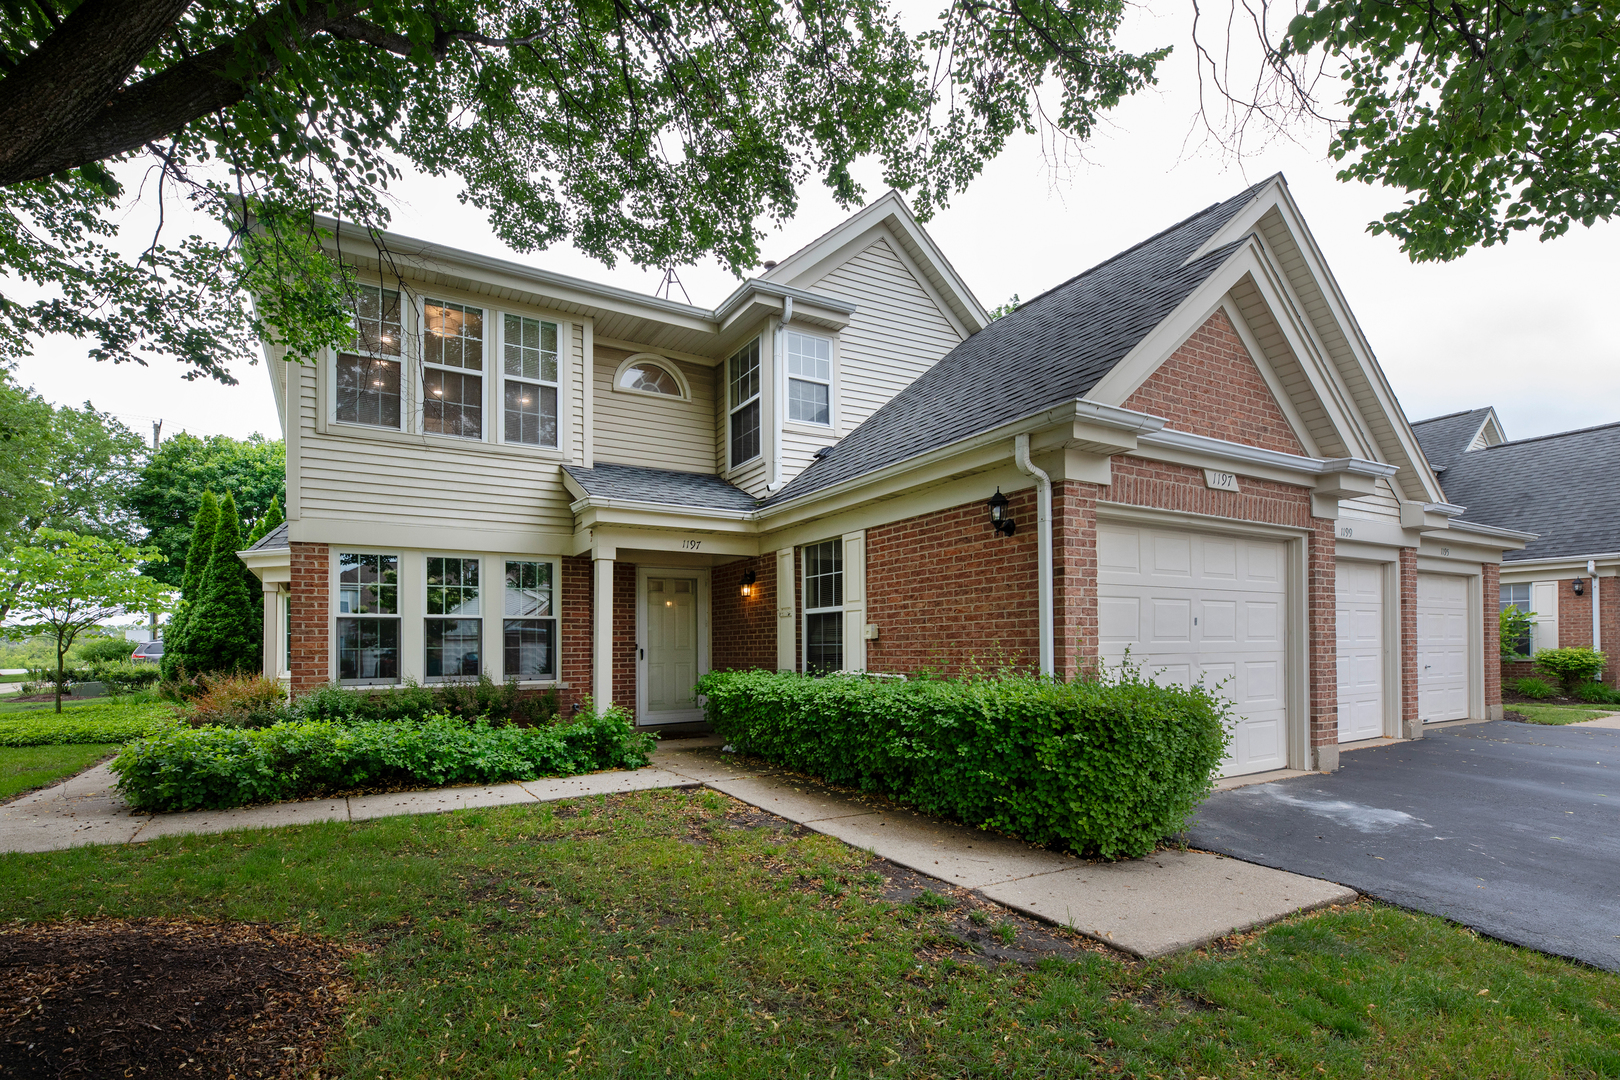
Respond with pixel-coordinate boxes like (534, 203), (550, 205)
(987, 487), (1015, 537)
(1574, 578), (1586, 596)
(740, 569), (758, 598)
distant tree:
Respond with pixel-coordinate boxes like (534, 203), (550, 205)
(988, 295), (1022, 320)
(185, 493), (260, 675)
(245, 495), (284, 547)
(159, 492), (219, 681)
(130, 433), (284, 588)
(1, 529), (172, 712)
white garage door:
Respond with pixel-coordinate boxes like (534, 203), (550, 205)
(1417, 573), (1470, 722)
(1336, 560), (1384, 742)
(1098, 523), (1288, 777)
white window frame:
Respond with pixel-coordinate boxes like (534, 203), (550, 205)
(423, 553), (484, 682)
(727, 337), (762, 469)
(501, 556), (562, 684)
(611, 353), (692, 401)
(332, 549), (403, 686)
(421, 297), (488, 441)
(783, 329), (834, 430)
(497, 312), (562, 449)
(332, 282), (406, 432)
(802, 538), (844, 673)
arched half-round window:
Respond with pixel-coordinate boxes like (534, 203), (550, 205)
(613, 355), (690, 400)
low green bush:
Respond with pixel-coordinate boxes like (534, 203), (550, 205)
(696, 669), (1232, 859)
(78, 636), (139, 664)
(1570, 680), (1620, 705)
(1510, 677), (1557, 700)
(1534, 647), (1608, 692)
(85, 661), (163, 696)
(111, 703), (655, 812)
(0, 701), (179, 746)
(183, 673), (291, 729)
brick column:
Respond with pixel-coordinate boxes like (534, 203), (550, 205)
(613, 561), (637, 720)
(1053, 480), (1101, 680)
(1307, 518), (1339, 770)
(1399, 548), (1419, 737)
(1483, 562), (1502, 719)
(559, 556), (594, 716)
(288, 542), (329, 697)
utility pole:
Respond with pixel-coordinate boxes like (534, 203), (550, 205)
(149, 420), (162, 641)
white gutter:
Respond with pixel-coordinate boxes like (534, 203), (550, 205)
(766, 296), (793, 493)
(1014, 433), (1054, 676)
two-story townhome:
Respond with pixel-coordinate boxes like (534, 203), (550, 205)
(241, 174), (1532, 779)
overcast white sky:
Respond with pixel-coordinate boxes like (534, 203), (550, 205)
(12, 0), (1619, 447)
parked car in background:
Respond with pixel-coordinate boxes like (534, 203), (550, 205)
(130, 640), (164, 664)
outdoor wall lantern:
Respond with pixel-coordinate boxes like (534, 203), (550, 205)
(987, 488), (1016, 537)
(1573, 578), (1586, 596)
(740, 569), (758, 598)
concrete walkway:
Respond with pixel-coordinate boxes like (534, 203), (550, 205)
(0, 739), (1353, 959)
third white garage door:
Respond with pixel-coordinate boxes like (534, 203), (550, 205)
(1417, 572), (1471, 722)
(1098, 523), (1289, 776)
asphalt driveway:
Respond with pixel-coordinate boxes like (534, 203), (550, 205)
(1188, 720), (1620, 971)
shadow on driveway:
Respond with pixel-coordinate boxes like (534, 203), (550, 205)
(1189, 721), (1620, 971)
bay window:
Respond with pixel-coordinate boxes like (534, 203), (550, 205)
(504, 560), (557, 680)
(786, 330), (832, 426)
(728, 338), (761, 466)
(337, 552), (400, 684)
(424, 299), (484, 439)
(426, 556), (481, 679)
(503, 314), (559, 447)
(803, 539), (843, 673)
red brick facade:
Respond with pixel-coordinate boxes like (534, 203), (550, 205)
(559, 556), (594, 715)
(1123, 310), (1306, 456)
(1502, 573), (1620, 688)
(1482, 562), (1502, 711)
(1052, 481), (1099, 680)
(288, 542), (330, 696)
(865, 487), (1041, 675)
(712, 556), (777, 672)
(1399, 549), (1418, 728)
(613, 563), (637, 718)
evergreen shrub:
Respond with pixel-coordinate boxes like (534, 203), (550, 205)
(86, 661), (163, 695)
(1533, 647), (1608, 692)
(292, 676), (558, 726)
(112, 703), (653, 812)
(695, 668), (1233, 859)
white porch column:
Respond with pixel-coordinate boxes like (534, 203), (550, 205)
(593, 554), (615, 707)
(262, 584), (280, 680)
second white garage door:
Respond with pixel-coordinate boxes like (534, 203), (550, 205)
(1098, 523), (1289, 776)
(1417, 573), (1470, 722)
(1336, 560), (1385, 742)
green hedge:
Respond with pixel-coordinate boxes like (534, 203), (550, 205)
(695, 670), (1232, 859)
(111, 705), (656, 812)
(0, 702), (178, 747)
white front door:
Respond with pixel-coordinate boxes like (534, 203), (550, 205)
(637, 569), (708, 725)
(1097, 523), (1290, 777)
(1417, 572), (1470, 722)
(1336, 560), (1385, 742)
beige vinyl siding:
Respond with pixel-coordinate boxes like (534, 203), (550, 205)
(592, 346), (718, 473)
(570, 323), (586, 464)
(813, 238), (961, 434)
(1339, 476), (1403, 523)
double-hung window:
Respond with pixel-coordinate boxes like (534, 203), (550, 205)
(1500, 583), (1533, 657)
(803, 539), (843, 673)
(503, 315), (559, 447)
(336, 285), (403, 429)
(426, 557), (481, 679)
(504, 560), (557, 680)
(728, 338), (761, 467)
(786, 330), (832, 426)
(337, 552), (399, 683)
(424, 300), (485, 439)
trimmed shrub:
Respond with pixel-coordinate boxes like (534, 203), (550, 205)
(111, 703), (655, 812)
(85, 660), (163, 696)
(78, 636), (138, 664)
(184, 672), (291, 728)
(1571, 680), (1620, 705)
(695, 669), (1232, 859)
(1534, 647), (1608, 692)
(291, 677), (558, 726)
(1510, 677), (1557, 700)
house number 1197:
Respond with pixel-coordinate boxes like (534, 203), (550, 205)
(680, 539), (702, 551)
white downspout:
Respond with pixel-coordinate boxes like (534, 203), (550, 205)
(1590, 559), (1600, 661)
(766, 296), (793, 493)
(1014, 433), (1054, 676)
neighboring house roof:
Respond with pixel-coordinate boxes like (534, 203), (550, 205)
(247, 522), (289, 550)
(1432, 421), (1620, 561)
(563, 463), (760, 513)
(764, 180), (1269, 505)
(1411, 407), (1503, 474)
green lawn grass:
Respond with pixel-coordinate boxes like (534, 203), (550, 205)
(1506, 703), (1615, 725)
(0, 743), (117, 799)
(0, 699), (176, 746)
(3, 789), (1616, 1079)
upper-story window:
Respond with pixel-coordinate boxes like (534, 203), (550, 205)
(424, 299), (484, 439)
(786, 330), (832, 426)
(729, 338), (761, 467)
(617, 359), (685, 398)
(336, 284), (403, 429)
(503, 314), (559, 447)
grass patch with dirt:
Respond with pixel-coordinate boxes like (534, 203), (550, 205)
(0, 743), (118, 800)
(2, 789), (1617, 1079)
(1503, 703), (1615, 725)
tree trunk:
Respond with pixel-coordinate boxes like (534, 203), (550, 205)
(55, 635), (65, 714)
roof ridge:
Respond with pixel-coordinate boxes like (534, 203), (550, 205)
(1412, 407), (1492, 427)
(1478, 418), (1620, 451)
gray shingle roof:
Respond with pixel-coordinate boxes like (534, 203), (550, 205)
(1411, 408), (1495, 474)
(247, 522), (289, 550)
(564, 462), (760, 512)
(763, 180), (1268, 506)
(1437, 422), (1620, 561)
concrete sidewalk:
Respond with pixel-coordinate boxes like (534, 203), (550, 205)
(0, 739), (1354, 959)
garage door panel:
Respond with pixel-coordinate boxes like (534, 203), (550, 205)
(1335, 559), (1385, 742)
(1099, 523), (1291, 777)
(1417, 571), (1470, 723)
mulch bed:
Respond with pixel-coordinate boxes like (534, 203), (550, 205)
(0, 919), (358, 1079)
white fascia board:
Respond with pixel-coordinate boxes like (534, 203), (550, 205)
(1435, 518), (1534, 547)
(1137, 429), (1394, 484)
(568, 498), (756, 525)
(711, 280), (857, 325)
(1503, 550), (1620, 569)
(237, 546), (291, 583)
